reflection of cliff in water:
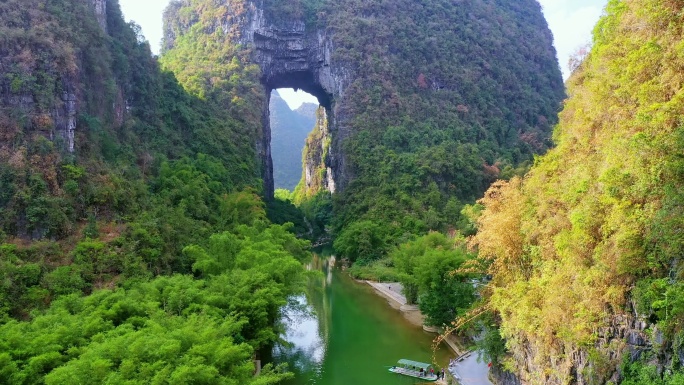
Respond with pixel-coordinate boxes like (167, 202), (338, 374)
(306, 255), (334, 351)
(271, 255), (334, 380)
(270, 251), (454, 385)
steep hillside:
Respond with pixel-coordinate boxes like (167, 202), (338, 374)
(0, 2), (307, 383)
(161, 0), (565, 261)
(327, 0), (565, 251)
(473, 0), (684, 383)
(270, 91), (316, 190)
(0, 0), (261, 241)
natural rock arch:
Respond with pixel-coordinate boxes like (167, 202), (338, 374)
(163, 0), (566, 210)
(240, 9), (345, 199)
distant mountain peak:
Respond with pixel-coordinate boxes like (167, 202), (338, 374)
(295, 103), (318, 119)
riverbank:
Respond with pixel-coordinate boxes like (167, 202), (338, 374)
(366, 281), (455, 385)
(273, 258), (457, 385)
(366, 281), (467, 357)
(365, 281), (425, 326)
(365, 280), (493, 385)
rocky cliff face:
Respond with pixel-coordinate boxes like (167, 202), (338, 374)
(0, 0), (113, 157)
(2, 80), (77, 154)
(475, 1), (684, 383)
(298, 106), (335, 199)
(0, 0), (217, 239)
(492, 305), (655, 385)
(235, 1), (350, 198)
(91, 0), (107, 33)
(163, 0), (357, 198)
(0, 0), (266, 240)
(162, 0), (565, 205)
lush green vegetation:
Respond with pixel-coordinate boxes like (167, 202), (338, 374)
(0, 218), (308, 384)
(266, 190), (309, 237)
(292, 107), (330, 204)
(471, 0), (684, 382)
(620, 358), (684, 385)
(0, 0), (312, 383)
(161, 0), (264, 131)
(391, 232), (476, 326)
(345, 230), (480, 329)
(261, 0), (559, 348)
(261, 0), (327, 27)
(0, 146), (311, 383)
(0, 0), (262, 241)
(324, 0), (565, 260)
(160, 0), (564, 260)
(158, 0), (684, 382)
(1, 0), (612, 382)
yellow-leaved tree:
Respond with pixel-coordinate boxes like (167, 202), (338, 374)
(472, 0), (684, 383)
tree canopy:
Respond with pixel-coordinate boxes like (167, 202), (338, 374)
(472, 0), (684, 382)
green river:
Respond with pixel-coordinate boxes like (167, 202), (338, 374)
(269, 256), (453, 385)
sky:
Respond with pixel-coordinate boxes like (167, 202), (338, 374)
(537, 0), (606, 78)
(118, 0), (608, 109)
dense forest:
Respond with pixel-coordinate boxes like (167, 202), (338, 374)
(158, 1), (566, 360)
(308, 0), (564, 263)
(472, 0), (684, 383)
(10, 0), (680, 383)
(0, 0), (309, 383)
(324, 0), (566, 253)
(161, 0), (566, 263)
(0, 0), (567, 382)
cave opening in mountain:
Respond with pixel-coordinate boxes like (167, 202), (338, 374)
(261, 56), (340, 200)
(268, 87), (320, 193)
(253, 4), (340, 200)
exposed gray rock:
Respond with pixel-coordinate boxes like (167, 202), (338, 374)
(491, 364), (521, 385)
(491, 310), (653, 385)
(3, 77), (79, 153)
(302, 107), (334, 194)
(91, 0), (107, 33)
(61, 90), (77, 153)
(211, 1), (352, 198)
(7, 94), (34, 109)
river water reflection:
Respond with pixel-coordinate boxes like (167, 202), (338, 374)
(270, 256), (452, 385)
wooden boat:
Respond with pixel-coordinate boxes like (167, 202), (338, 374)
(388, 358), (439, 381)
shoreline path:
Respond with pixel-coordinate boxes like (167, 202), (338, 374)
(366, 281), (493, 385)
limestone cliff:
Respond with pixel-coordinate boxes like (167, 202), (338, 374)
(294, 106), (334, 202)
(474, 1), (684, 383)
(0, 0), (125, 157)
(232, 0), (345, 199)
(0, 0), (140, 237)
(491, 308), (652, 385)
(162, 0), (565, 208)
(0, 0), (258, 239)
(91, 0), (108, 33)
(160, 0), (567, 259)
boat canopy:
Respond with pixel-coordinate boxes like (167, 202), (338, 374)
(397, 359), (432, 370)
